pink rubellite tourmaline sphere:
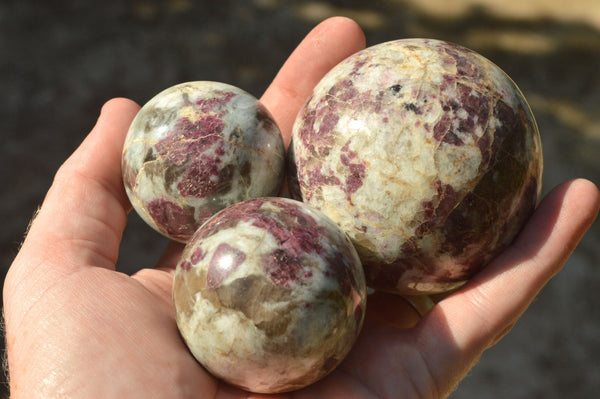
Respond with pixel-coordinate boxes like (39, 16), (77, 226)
(291, 39), (543, 295)
(173, 197), (366, 394)
(122, 81), (285, 242)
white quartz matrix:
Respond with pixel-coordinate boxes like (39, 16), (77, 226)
(173, 197), (366, 393)
(291, 39), (543, 294)
(122, 81), (285, 243)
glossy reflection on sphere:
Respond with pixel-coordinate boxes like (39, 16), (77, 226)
(291, 39), (543, 294)
(122, 81), (285, 242)
(173, 197), (366, 394)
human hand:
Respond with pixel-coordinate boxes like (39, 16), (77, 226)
(4, 16), (600, 399)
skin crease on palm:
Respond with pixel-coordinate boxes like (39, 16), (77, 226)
(3, 16), (600, 399)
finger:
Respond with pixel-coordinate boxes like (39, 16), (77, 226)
(260, 16), (366, 147)
(363, 292), (422, 330)
(417, 178), (600, 395)
(17, 98), (140, 273)
(154, 240), (186, 271)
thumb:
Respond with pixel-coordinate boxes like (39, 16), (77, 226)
(5, 98), (140, 308)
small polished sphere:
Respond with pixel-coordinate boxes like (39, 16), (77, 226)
(291, 39), (543, 294)
(173, 197), (366, 394)
(122, 81), (285, 242)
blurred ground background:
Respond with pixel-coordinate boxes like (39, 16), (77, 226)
(1, 0), (599, 397)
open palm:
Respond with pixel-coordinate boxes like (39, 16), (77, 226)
(4, 17), (599, 399)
